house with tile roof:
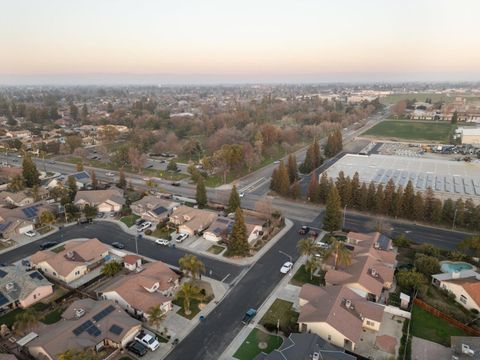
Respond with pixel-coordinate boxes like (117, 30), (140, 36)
(97, 261), (179, 319)
(30, 238), (109, 284)
(170, 205), (217, 236)
(74, 187), (125, 213)
(130, 195), (179, 223)
(298, 284), (385, 351)
(27, 299), (141, 360)
(432, 270), (480, 312)
(0, 201), (55, 239)
(0, 265), (53, 310)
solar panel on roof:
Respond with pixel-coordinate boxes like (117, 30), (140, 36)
(109, 324), (123, 335)
(86, 325), (101, 337)
(152, 206), (167, 215)
(0, 270), (7, 279)
(29, 272), (44, 281)
(0, 292), (8, 307)
(73, 320), (93, 336)
(92, 304), (115, 322)
(74, 172), (89, 180)
(0, 222), (12, 232)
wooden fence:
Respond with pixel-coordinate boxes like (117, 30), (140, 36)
(413, 298), (480, 336)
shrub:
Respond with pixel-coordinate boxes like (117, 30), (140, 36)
(145, 229), (152, 235)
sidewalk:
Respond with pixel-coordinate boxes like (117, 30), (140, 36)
(219, 255), (307, 360)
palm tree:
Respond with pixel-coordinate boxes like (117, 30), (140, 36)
(297, 238), (320, 257)
(14, 308), (39, 334)
(101, 261), (122, 277)
(178, 254), (205, 280)
(177, 282), (202, 315)
(147, 305), (165, 328)
(58, 348), (104, 360)
(304, 256), (320, 280)
(323, 238), (352, 270)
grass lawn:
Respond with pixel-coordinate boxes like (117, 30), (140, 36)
(380, 93), (452, 105)
(207, 244), (225, 255)
(120, 214), (140, 227)
(410, 305), (470, 346)
(41, 308), (64, 324)
(172, 298), (202, 320)
(152, 226), (172, 239)
(233, 328), (283, 360)
(37, 225), (53, 235)
(363, 120), (458, 142)
(290, 265), (324, 286)
(259, 299), (299, 335)
(0, 308), (24, 328)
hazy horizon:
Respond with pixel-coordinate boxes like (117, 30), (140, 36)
(2, 0), (480, 85)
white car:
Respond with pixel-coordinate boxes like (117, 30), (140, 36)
(316, 241), (330, 249)
(24, 230), (36, 237)
(105, 171), (115, 177)
(280, 261), (293, 274)
(137, 222), (152, 232)
(175, 232), (189, 243)
(135, 330), (160, 351)
(239, 192), (245, 198)
(155, 238), (170, 246)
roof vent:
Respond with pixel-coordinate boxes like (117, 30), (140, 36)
(371, 268), (378, 278)
(5, 282), (14, 291)
(66, 251), (74, 259)
(345, 299), (354, 309)
(75, 308), (85, 318)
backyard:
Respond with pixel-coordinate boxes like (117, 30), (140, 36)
(233, 328), (283, 360)
(410, 305), (469, 346)
(362, 120), (458, 142)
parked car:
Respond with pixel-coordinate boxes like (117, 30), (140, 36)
(175, 233), (189, 243)
(239, 192), (245, 198)
(111, 242), (125, 249)
(135, 330), (160, 351)
(105, 171), (115, 176)
(242, 308), (257, 324)
(40, 241), (58, 250)
(137, 221), (152, 232)
(298, 225), (310, 235)
(24, 230), (36, 237)
(171, 181), (181, 187)
(280, 261), (293, 274)
(126, 340), (148, 357)
(155, 238), (170, 246)
(316, 241), (330, 249)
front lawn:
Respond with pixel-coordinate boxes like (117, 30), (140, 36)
(233, 328), (283, 360)
(410, 305), (469, 346)
(172, 298), (202, 320)
(0, 308), (24, 328)
(290, 265), (324, 287)
(120, 214), (140, 228)
(362, 120), (457, 142)
(152, 226), (172, 239)
(207, 245), (225, 255)
(259, 299), (299, 335)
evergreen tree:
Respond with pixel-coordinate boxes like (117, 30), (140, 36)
(366, 181), (377, 211)
(167, 159), (178, 172)
(423, 187), (435, 222)
(270, 168), (279, 192)
(118, 168), (126, 189)
(76, 162), (84, 172)
(374, 184), (385, 214)
(312, 139), (322, 168)
(318, 173), (330, 204)
(195, 177), (207, 208)
(287, 154), (298, 184)
(413, 191), (425, 221)
(383, 179), (396, 217)
(276, 161), (290, 196)
(454, 198), (465, 228)
(350, 172), (361, 209)
(90, 170), (98, 189)
(228, 185), (241, 213)
(67, 175), (77, 201)
(324, 129), (343, 157)
(431, 199), (443, 224)
(358, 183), (368, 211)
(393, 185), (404, 218)
(323, 185), (342, 232)
(442, 198), (455, 224)
(335, 171), (351, 207)
(300, 146), (315, 174)
(451, 110), (458, 124)
(22, 155), (40, 188)
(81, 103), (88, 121)
(401, 180), (415, 219)
(289, 181), (301, 199)
(227, 208), (250, 257)
(308, 172), (319, 202)
(464, 198), (477, 230)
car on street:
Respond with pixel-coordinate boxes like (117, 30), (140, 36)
(135, 330), (160, 351)
(298, 225), (310, 235)
(96, 212), (104, 218)
(137, 221), (152, 232)
(242, 308), (257, 324)
(111, 242), (125, 249)
(105, 172), (115, 176)
(273, 160), (280, 164)
(155, 238), (170, 246)
(24, 230), (36, 237)
(40, 241), (58, 250)
(175, 232), (189, 243)
(126, 340), (148, 357)
(280, 261), (293, 274)
(171, 181), (181, 186)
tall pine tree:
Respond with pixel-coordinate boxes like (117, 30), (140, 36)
(227, 208), (250, 257)
(228, 185), (241, 213)
(323, 185), (342, 232)
(287, 154), (298, 184)
(195, 177), (207, 208)
(308, 171), (319, 202)
(22, 155), (40, 188)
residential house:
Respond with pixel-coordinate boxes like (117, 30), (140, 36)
(27, 299), (141, 360)
(0, 202), (55, 239)
(170, 205), (217, 236)
(324, 232), (396, 302)
(98, 261), (180, 318)
(0, 265), (53, 310)
(298, 284), (385, 351)
(123, 255), (142, 272)
(203, 216), (263, 244)
(0, 191), (35, 207)
(130, 195), (179, 223)
(432, 270), (480, 312)
(5, 130), (31, 139)
(64, 171), (92, 189)
(451, 336), (480, 359)
(74, 187), (125, 213)
(253, 333), (356, 360)
(30, 238), (109, 284)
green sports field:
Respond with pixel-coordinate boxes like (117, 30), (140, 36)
(362, 120), (457, 142)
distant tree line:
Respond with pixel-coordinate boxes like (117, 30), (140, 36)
(310, 170), (480, 231)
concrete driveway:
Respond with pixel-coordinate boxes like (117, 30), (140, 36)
(411, 337), (451, 360)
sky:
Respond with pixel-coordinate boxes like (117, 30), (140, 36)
(1, 0), (480, 84)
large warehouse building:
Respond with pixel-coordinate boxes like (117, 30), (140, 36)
(323, 154), (480, 202)
(461, 128), (480, 145)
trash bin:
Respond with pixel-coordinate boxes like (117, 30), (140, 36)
(199, 315), (205, 321)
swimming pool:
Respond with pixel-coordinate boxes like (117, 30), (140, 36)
(440, 261), (476, 273)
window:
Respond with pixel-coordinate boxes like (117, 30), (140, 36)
(366, 320), (374, 326)
(33, 294), (36, 300)
(460, 295), (467, 304)
(328, 335), (332, 341)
